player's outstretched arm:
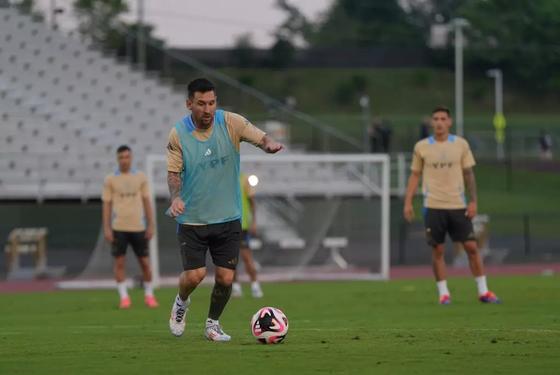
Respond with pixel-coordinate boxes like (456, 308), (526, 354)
(463, 167), (478, 219)
(259, 135), (284, 154)
(403, 171), (421, 222)
(167, 172), (185, 217)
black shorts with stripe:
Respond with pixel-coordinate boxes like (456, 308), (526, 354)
(423, 208), (476, 246)
(177, 219), (241, 270)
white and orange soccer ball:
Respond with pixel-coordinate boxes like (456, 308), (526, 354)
(250, 307), (289, 344)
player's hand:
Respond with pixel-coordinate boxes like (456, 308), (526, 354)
(265, 141), (284, 154)
(261, 136), (284, 154)
(104, 228), (114, 243)
(403, 203), (415, 223)
(169, 197), (185, 217)
(466, 201), (477, 219)
(145, 225), (154, 240)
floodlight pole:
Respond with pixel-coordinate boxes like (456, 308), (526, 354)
(49, 0), (61, 30)
(487, 69), (503, 115)
(359, 95), (371, 153)
(452, 18), (469, 137)
(137, 0), (146, 69)
(487, 68), (505, 160)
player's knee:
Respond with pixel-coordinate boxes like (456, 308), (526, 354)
(463, 241), (478, 256)
(181, 269), (205, 286)
(215, 271), (235, 286)
(138, 257), (150, 270)
(240, 249), (252, 263)
(114, 256), (126, 268)
(432, 246), (445, 259)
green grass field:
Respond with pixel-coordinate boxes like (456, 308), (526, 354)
(1, 276), (559, 374)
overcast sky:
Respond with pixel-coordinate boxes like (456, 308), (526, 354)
(34, 0), (333, 48)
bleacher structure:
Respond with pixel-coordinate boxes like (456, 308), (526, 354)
(0, 6), (184, 200)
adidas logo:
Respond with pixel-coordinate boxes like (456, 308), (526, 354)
(204, 148), (212, 156)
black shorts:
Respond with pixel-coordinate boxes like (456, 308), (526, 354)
(240, 230), (251, 249)
(112, 231), (149, 257)
(177, 219), (241, 271)
(424, 208), (476, 246)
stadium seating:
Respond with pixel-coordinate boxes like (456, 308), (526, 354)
(0, 7), (184, 199)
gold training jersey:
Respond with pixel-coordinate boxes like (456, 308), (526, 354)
(167, 111), (266, 174)
(410, 135), (476, 209)
(102, 171), (150, 232)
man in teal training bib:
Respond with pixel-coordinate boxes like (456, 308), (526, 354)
(167, 78), (284, 341)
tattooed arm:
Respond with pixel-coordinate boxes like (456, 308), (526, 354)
(167, 171), (184, 217)
(168, 172), (182, 200)
(463, 167), (478, 219)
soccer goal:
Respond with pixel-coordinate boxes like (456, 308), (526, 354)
(146, 153), (390, 287)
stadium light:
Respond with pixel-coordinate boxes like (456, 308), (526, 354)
(452, 18), (469, 137)
(248, 174), (259, 187)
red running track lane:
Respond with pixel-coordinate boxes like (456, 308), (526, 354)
(0, 279), (58, 294)
(390, 263), (560, 279)
(0, 263), (558, 293)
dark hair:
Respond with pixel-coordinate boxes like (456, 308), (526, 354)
(187, 78), (215, 99)
(116, 145), (131, 154)
(432, 106), (451, 116)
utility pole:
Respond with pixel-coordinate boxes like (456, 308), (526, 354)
(137, 0), (146, 69)
(452, 18), (469, 137)
(49, 0), (63, 30)
(487, 69), (506, 160)
(359, 95), (371, 153)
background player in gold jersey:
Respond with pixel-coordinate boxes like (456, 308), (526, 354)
(102, 145), (158, 309)
(403, 107), (500, 305)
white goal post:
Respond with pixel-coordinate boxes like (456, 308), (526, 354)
(147, 153), (391, 287)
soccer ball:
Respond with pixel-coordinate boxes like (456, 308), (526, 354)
(250, 307), (289, 344)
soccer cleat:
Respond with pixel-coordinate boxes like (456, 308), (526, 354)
(119, 297), (131, 309)
(205, 321), (231, 342)
(439, 294), (451, 305)
(232, 283), (243, 298)
(144, 295), (159, 308)
(251, 283), (263, 298)
(169, 297), (190, 337)
(479, 291), (501, 304)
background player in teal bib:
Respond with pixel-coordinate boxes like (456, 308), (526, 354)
(167, 78), (284, 341)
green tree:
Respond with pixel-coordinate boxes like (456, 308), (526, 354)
(265, 37), (296, 69)
(274, 0), (313, 46)
(459, 0), (560, 90)
(73, 0), (128, 47)
(264, 0), (311, 68)
(407, 0), (467, 43)
(14, 0), (44, 21)
(231, 33), (257, 67)
(307, 0), (423, 47)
